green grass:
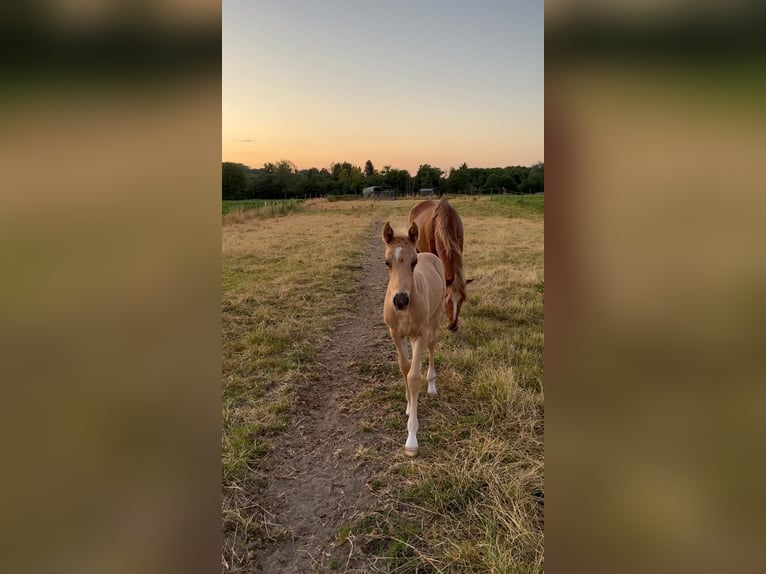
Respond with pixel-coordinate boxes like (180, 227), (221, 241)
(221, 195), (544, 572)
(345, 197), (544, 572)
(325, 194), (364, 202)
(222, 198), (303, 216)
(221, 210), (369, 569)
(445, 193), (544, 218)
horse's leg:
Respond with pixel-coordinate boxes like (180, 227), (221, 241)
(389, 329), (411, 415)
(427, 334), (437, 396)
(404, 339), (412, 415)
(405, 336), (425, 456)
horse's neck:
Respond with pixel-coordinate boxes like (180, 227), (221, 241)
(409, 269), (434, 308)
(409, 272), (425, 303)
(434, 236), (455, 281)
(419, 218), (436, 253)
(441, 254), (455, 282)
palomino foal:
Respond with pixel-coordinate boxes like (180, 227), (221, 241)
(382, 221), (446, 456)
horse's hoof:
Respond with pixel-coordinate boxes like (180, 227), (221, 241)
(404, 447), (418, 457)
(428, 388), (437, 396)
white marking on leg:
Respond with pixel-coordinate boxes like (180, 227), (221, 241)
(405, 372), (411, 415)
(427, 366), (437, 395)
(405, 405), (419, 454)
(405, 340), (424, 455)
(426, 342), (437, 395)
(405, 431), (418, 453)
(452, 299), (458, 323)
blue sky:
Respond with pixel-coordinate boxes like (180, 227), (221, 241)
(223, 0), (543, 173)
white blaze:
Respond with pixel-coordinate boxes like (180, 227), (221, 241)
(450, 292), (460, 322)
(394, 246), (402, 260)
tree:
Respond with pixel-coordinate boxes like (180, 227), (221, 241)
(222, 162), (248, 200)
(330, 161), (364, 194)
(413, 164), (444, 193)
(274, 159), (297, 197)
(381, 166), (411, 195)
(444, 163), (470, 195)
(485, 173), (502, 191)
(223, 159), (542, 200)
(521, 169), (543, 194)
(516, 162), (543, 194)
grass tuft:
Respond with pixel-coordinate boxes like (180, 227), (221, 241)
(221, 196), (543, 572)
(222, 198), (304, 222)
(221, 209), (369, 571)
(346, 197), (544, 572)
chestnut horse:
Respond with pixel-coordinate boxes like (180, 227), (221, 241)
(382, 221), (445, 457)
(408, 198), (472, 331)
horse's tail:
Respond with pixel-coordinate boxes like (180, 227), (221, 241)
(433, 198), (466, 297)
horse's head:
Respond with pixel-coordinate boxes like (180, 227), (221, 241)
(382, 221), (419, 311)
(445, 276), (474, 332)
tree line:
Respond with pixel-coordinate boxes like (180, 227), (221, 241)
(222, 159), (543, 200)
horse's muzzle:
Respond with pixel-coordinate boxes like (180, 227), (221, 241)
(393, 293), (410, 310)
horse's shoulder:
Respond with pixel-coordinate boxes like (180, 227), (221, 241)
(417, 252), (445, 274)
(409, 200), (436, 218)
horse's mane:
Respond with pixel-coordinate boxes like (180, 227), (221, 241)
(433, 198), (466, 299)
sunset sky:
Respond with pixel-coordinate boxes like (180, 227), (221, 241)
(222, 0), (543, 174)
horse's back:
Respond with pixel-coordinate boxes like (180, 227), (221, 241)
(417, 251), (445, 284)
(433, 198), (464, 251)
(416, 252), (445, 322)
(409, 200), (438, 253)
(408, 200), (438, 224)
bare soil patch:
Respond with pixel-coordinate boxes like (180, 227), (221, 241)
(225, 197), (545, 573)
(251, 221), (390, 573)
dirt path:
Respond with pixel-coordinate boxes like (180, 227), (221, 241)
(252, 221), (390, 573)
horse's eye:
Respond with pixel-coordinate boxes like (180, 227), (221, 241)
(385, 260), (391, 268)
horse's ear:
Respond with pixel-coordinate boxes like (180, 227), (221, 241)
(408, 221), (419, 244)
(382, 222), (394, 244)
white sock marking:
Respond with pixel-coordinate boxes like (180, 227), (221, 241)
(427, 367), (437, 395)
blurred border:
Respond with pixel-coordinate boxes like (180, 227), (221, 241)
(0, 3), (222, 573)
(546, 2), (766, 573)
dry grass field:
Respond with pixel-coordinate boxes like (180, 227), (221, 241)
(222, 195), (543, 572)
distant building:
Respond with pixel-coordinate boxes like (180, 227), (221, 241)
(418, 187), (435, 196)
(362, 185), (394, 198)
